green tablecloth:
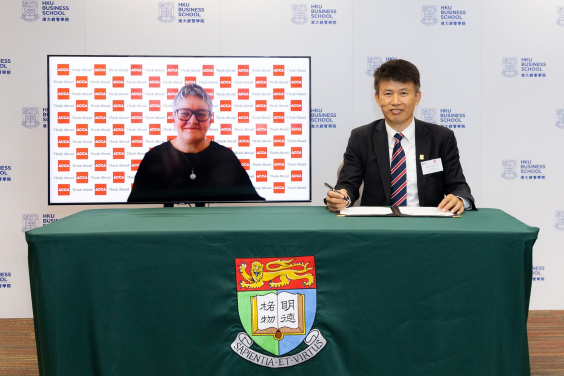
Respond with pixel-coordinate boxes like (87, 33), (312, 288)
(26, 207), (538, 376)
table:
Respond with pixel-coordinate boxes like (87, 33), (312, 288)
(26, 207), (538, 375)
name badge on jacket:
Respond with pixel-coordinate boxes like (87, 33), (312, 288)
(421, 158), (443, 175)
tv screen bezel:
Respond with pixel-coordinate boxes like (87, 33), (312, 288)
(47, 55), (312, 206)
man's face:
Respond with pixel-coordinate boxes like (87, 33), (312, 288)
(374, 80), (421, 131)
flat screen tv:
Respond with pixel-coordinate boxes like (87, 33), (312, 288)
(48, 55), (311, 205)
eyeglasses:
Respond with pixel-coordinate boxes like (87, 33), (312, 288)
(175, 109), (211, 122)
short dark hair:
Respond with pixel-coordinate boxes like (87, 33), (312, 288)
(373, 59), (421, 94)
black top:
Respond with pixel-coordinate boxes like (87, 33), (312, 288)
(127, 141), (264, 203)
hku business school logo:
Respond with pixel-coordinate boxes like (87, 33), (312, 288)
(21, 107), (40, 129)
(21, 214), (39, 232)
(555, 211), (564, 230)
(557, 7), (564, 26)
(232, 256), (326, 368)
(421, 6), (438, 26)
(501, 160), (518, 180)
(157, 2), (175, 23)
(532, 266), (545, 281)
(366, 57), (383, 77)
(502, 58), (519, 78)
(556, 109), (564, 129)
(291, 4), (308, 25)
(21, 1), (39, 22)
(421, 108), (437, 124)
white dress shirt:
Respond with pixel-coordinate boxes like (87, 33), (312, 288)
(384, 119), (471, 209)
(385, 119), (419, 206)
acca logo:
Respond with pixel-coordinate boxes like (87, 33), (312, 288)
(58, 88), (69, 100)
(256, 171), (267, 182)
(57, 64), (69, 75)
(157, 2), (175, 23)
(220, 76), (232, 88)
(238, 88), (249, 100)
(204, 88), (214, 100)
(291, 170), (302, 182)
(57, 159), (70, 172)
(113, 124), (125, 135)
(94, 64), (106, 76)
(94, 88), (106, 100)
(76, 148), (88, 159)
(76, 124), (88, 135)
(273, 159), (285, 170)
(238, 65), (249, 76)
(131, 64), (142, 75)
(94, 160), (106, 171)
(203, 65), (214, 76)
(149, 76), (160, 88)
(58, 184), (70, 196)
(131, 88), (143, 100)
(273, 182), (285, 193)
(238, 135), (250, 147)
(167, 64), (178, 76)
(95, 184), (107, 195)
(240, 159), (250, 171)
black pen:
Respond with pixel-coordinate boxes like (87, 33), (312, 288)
(324, 182), (350, 200)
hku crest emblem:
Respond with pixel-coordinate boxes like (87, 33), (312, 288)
(291, 4), (308, 25)
(21, 1), (39, 22)
(157, 2), (175, 23)
(557, 7), (564, 27)
(421, 6), (438, 26)
(502, 58), (518, 78)
(555, 109), (564, 129)
(554, 210), (564, 231)
(21, 214), (39, 232)
(555, 211), (564, 230)
(421, 108), (437, 124)
(366, 56), (383, 77)
(21, 107), (40, 129)
(231, 256), (326, 368)
(501, 160), (518, 180)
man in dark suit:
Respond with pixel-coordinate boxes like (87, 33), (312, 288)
(326, 59), (475, 214)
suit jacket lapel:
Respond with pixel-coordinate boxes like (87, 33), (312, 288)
(374, 120), (391, 205)
(415, 119), (430, 206)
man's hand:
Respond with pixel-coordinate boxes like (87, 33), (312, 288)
(326, 189), (349, 212)
(438, 194), (464, 215)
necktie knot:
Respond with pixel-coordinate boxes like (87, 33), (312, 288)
(394, 133), (404, 143)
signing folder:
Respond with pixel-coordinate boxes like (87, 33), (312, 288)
(338, 206), (458, 218)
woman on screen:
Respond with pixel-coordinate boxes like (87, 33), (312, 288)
(127, 84), (264, 203)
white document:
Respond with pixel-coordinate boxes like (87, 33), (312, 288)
(339, 207), (394, 216)
(421, 158), (443, 175)
(399, 206), (454, 217)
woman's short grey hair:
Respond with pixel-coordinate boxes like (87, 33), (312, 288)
(171, 84), (213, 114)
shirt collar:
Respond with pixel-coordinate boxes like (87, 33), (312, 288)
(385, 118), (415, 147)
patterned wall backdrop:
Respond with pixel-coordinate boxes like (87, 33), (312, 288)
(1, 0), (563, 317)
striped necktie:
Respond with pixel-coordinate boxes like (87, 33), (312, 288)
(390, 133), (407, 206)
